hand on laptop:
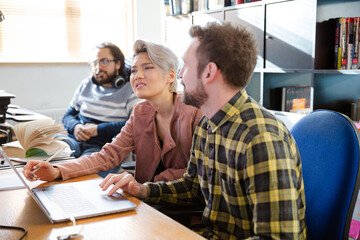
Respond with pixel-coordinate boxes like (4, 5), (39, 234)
(99, 172), (147, 199)
(23, 160), (61, 182)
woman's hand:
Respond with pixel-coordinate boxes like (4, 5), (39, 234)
(22, 160), (61, 182)
(99, 172), (147, 198)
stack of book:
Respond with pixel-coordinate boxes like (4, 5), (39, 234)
(350, 98), (360, 121)
(165, 0), (207, 15)
(316, 17), (360, 70)
(270, 86), (313, 115)
(226, 0), (261, 6)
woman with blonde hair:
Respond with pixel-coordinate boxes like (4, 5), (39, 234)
(23, 40), (203, 184)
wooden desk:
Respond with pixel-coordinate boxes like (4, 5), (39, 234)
(0, 171), (205, 240)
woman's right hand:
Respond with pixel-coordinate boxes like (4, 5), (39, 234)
(22, 160), (61, 182)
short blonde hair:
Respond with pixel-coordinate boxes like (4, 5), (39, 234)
(133, 39), (178, 92)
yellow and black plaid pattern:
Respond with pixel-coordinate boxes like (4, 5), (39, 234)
(145, 89), (307, 239)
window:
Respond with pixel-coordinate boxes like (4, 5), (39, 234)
(0, 0), (134, 62)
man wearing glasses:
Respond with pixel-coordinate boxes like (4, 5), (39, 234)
(60, 42), (138, 177)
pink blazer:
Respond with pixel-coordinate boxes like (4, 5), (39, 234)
(55, 94), (203, 183)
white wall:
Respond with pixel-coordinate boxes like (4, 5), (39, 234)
(133, 0), (163, 43)
(317, 1), (360, 22)
(0, 1), (163, 113)
(0, 64), (89, 111)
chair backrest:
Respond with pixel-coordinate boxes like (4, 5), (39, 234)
(290, 110), (360, 240)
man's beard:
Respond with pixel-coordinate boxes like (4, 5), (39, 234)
(94, 70), (117, 85)
(183, 80), (208, 109)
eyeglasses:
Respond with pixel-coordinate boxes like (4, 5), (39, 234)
(90, 59), (116, 67)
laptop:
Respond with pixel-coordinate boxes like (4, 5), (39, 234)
(0, 147), (136, 223)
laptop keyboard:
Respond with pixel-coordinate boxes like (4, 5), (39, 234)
(43, 185), (96, 214)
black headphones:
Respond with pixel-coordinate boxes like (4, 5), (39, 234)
(92, 67), (130, 89)
(92, 61), (130, 89)
(111, 75), (126, 88)
(92, 74), (126, 89)
(112, 65), (131, 88)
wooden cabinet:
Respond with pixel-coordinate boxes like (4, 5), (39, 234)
(164, 0), (360, 117)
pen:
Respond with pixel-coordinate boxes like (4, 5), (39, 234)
(31, 146), (66, 174)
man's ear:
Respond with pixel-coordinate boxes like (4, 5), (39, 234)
(115, 59), (121, 71)
(203, 62), (218, 84)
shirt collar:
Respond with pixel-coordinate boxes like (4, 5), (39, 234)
(207, 89), (248, 133)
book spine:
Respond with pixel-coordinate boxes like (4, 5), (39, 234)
(193, 0), (198, 11)
(358, 16), (360, 69)
(164, 0), (172, 16)
(334, 18), (340, 69)
(169, 0), (174, 15)
(189, 0), (194, 12)
(198, 0), (206, 10)
(207, 0), (224, 9)
(281, 88), (286, 112)
(352, 17), (360, 69)
(340, 18), (349, 70)
(181, 0), (192, 14)
(173, 0), (182, 15)
(338, 18), (344, 69)
(347, 18), (355, 69)
(357, 98), (360, 121)
(351, 102), (358, 121)
(281, 86), (312, 114)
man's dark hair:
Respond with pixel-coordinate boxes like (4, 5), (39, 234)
(189, 22), (258, 89)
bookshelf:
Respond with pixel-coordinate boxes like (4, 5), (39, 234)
(164, 0), (360, 117)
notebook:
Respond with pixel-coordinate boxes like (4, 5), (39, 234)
(0, 147), (136, 223)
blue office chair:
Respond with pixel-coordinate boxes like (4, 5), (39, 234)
(290, 110), (360, 240)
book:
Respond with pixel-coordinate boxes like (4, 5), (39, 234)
(193, 0), (199, 11)
(181, 0), (193, 14)
(347, 17), (355, 69)
(197, 0), (206, 10)
(315, 19), (336, 69)
(351, 102), (358, 121)
(350, 191), (360, 239)
(358, 17), (360, 70)
(270, 86), (313, 114)
(207, 0), (223, 10)
(340, 18), (348, 70)
(352, 17), (360, 69)
(357, 98), (360, 122)
(334, 18), (341, 69)
(164, 0), (172, 16)
(2, 118), (68, 158)
(172, 0), (182, 15)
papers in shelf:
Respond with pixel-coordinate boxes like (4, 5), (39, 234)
(0, 90), (15, 98)
(7, 107), (36, 116)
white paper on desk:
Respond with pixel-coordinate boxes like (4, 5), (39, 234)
(6, 107), (34, 116)
(0, 174), (25, 190)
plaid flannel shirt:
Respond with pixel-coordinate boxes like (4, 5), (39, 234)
(145, 89), (307, 239)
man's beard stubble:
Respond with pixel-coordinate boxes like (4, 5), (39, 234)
(183, 80), (208, 109)
(94, 70), (117, 85)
